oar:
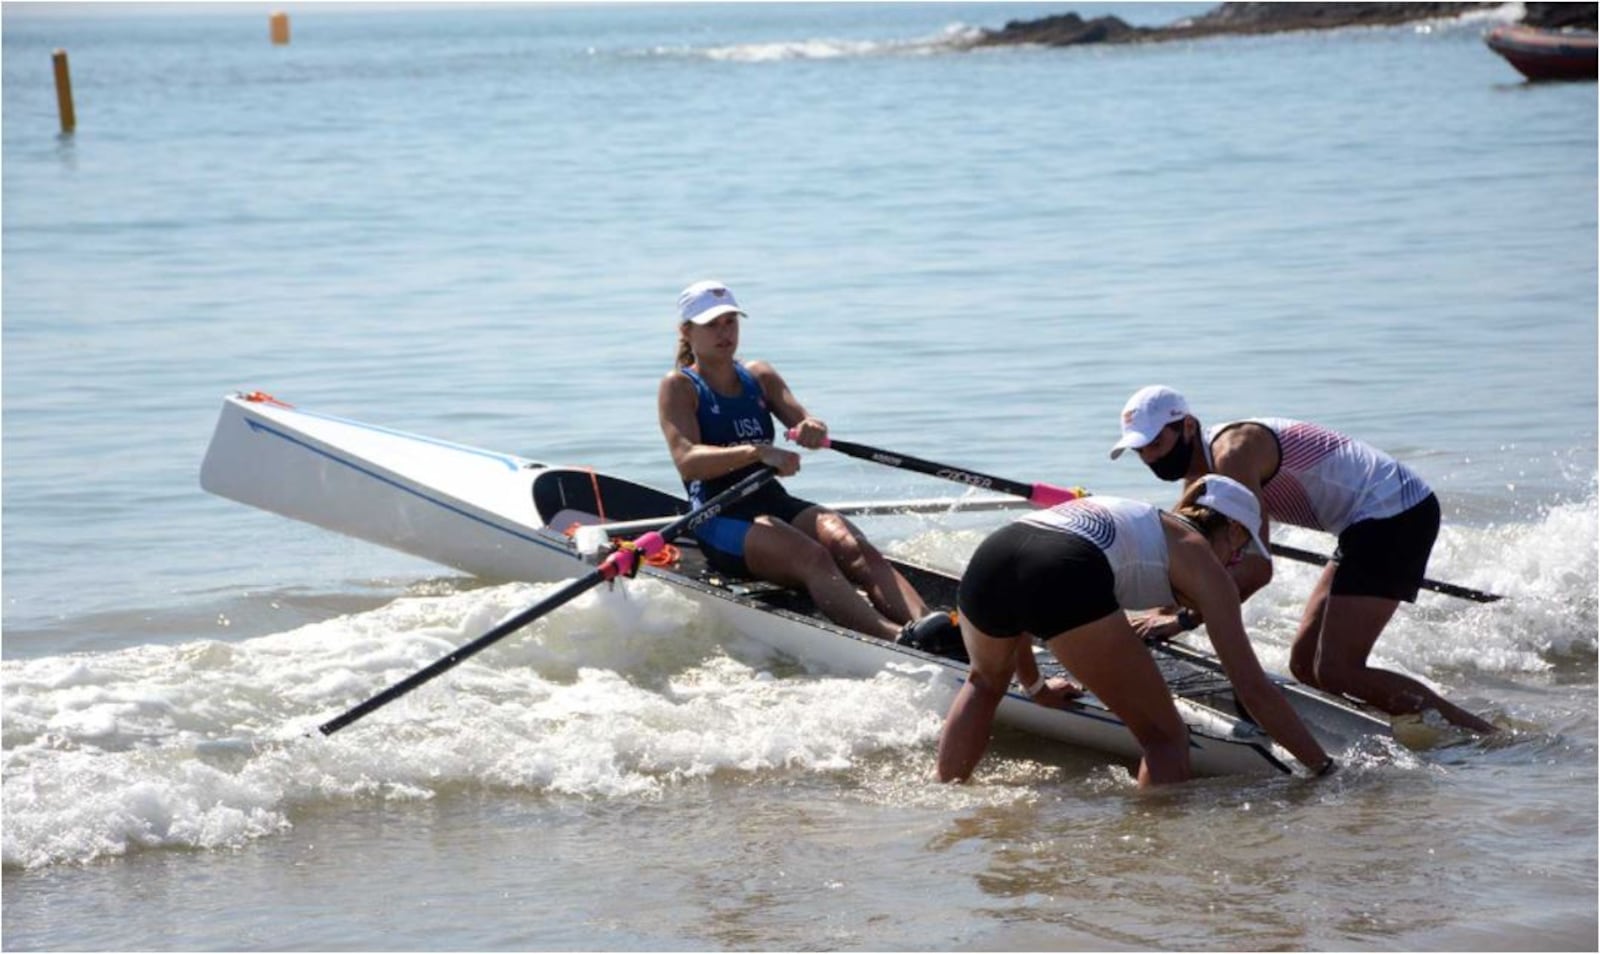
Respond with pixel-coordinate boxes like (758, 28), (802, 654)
(317, 466), (778, 736)
(797, 432), (1503, 604)
(586, 494), (1028, 536)
(788, 432), (1086, 507)
(1266, 542), (1501, 603)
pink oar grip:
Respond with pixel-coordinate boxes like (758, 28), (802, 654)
(600, 551), (631, 580)
(1028, 483), (1085, 507)
(600, 531), (668, 580)
(783, 428), (830, 447)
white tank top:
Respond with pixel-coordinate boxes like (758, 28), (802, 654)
(1019, 496), (1176, 610)
(1205, 417), (1432, 535)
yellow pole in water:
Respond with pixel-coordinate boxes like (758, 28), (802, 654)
(52, 48), (76, 134)
(270, 11), (290, 45)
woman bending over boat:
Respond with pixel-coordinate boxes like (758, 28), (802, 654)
(937, 476), (1333, 786)
(1109, 385), (1496, 734)
(658, 280), (954, 644)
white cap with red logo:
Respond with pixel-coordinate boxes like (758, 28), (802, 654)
(1108, 385), (1191, 460)
(677, 280), (746, 325)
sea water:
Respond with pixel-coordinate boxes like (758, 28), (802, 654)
(2, 3), (1595, 950)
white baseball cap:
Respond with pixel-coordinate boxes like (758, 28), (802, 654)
(677, 280), (746, 325)
(1194, 474), (1267, 557)
(1108, 385), (1191, 460)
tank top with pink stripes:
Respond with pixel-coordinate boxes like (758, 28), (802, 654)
(1204, 417), (1431, 535)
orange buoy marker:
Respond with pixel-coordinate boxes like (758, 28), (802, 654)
(270, 11), (290, 45)
(52, 49), (75, 134)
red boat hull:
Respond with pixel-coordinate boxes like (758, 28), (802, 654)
(1485, 24), (1598, 82)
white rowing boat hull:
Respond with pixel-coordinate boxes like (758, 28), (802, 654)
(202, 392), (1387, 777)
(200, 393), (577, 583)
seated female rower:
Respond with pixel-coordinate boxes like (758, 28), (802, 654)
(657, 280), (954, 646)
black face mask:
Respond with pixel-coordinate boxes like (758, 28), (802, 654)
(1147, 428), (1193, 482)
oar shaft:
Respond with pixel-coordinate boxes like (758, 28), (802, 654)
(317, 466), (777, 735)
(1268, 542), (1501, 603)
(806, 432), (1500, 604)
(809, 435), (1083, 506)
(588, 495), (1027, 536)
(821, 438), (1036, 498)
(318, 573), (605, 735)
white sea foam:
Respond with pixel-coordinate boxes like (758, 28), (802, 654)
(1, 576), (946, 869)
(654, 23), (981, 64)
(1191, 491), (1599, 702)
(1462, 3), (1528, 26)
(5, 493), (1592, 869)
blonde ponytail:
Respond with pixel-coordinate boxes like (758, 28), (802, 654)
(674, 328), (695, 369)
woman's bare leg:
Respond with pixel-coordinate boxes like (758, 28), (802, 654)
(741, 518), (903, 640)
(936, 616), (1021, 782)
(792, 507), (929, 624)
(1045, 614), (1193, 786)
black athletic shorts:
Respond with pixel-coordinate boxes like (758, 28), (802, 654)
(957, 520), (1120, 639)
(693, 480), (819, 579)
(1330, 493), (1440, 602)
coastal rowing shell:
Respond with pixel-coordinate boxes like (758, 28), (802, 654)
(200, 392), (1390, 777)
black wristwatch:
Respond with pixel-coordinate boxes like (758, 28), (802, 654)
(1175, 608), (1201, 631)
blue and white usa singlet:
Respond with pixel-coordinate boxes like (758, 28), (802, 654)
(1019, 496), (1176, 611)
(678, 362), (774, 506)
(1205, 417), (1431, 535)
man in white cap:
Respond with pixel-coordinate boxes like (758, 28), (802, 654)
(1109, 385), (1496, 733)
(658, 280), (959, 651)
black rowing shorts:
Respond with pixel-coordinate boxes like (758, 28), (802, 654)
(1330, 493), (1440, 602)
(957, 520), (1120, 639)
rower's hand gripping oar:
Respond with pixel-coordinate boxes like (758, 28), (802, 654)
(788, 432), (1087, 507)
(792, 432), (1503, 604)
(317, 466), (778, 736)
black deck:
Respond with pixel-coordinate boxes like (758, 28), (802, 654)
(531, 468), (687, 526)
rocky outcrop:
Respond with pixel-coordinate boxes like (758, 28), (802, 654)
(974, 11), (1151, 47)
(1167, 2), (1497, 36)
(970, 2), (1595, 49)
(1523, 2), (1598, 30)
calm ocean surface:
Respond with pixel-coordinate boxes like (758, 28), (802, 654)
(3, 3), (1596, 950)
